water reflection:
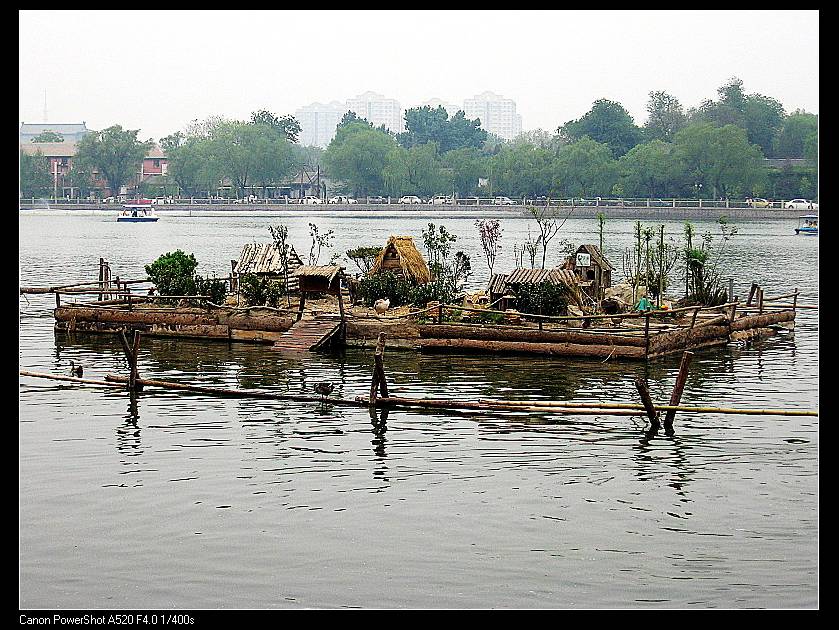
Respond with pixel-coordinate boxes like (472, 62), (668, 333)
(369, 407), (389, 482)
(116, 393), (143, 457)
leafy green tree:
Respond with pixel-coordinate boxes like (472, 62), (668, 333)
(383, 143), (450, 197)
(323, 122), (396, 196)
(743, 94), (785, 157)
(161, 131), (222, 196)
(552, 137), (618, 197)
(443, 147), (488, 196)
(490, 143), (553, 197)
(560, 99), (644, 157)
(31, 131), (64, 143)
(398, 106), (487, 153)
(644, 91), (686, 142)
(19, 150), (52, 197)
(75, 125), (153, 197)
(250, 109), (302, 143)
(773, 110), (818, 158)
(145, 250), (198, 296)
(674, 123), (766, 198)
(618, 140), (680, 197)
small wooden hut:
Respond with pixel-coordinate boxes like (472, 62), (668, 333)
(233, 242), (303, 293)
(369, 236), (432, 284)
(291, 265), (346, 321)
(562, 244), (613, 302)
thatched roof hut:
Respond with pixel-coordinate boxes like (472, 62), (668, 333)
(369, 236), (431, 284)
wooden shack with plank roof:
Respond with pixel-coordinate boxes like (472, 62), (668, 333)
(233, 242), (303, 293)
(562, 244), (613, 303)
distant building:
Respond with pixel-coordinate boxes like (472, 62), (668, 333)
(19, 122), (91, 144)
(296, 101), (347, 148)
(19, 141), (168, 198)
(345, 91), (404, 134)
(462, 91), (522, 141)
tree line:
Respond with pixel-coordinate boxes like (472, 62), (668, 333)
(20, 77), (817, 201)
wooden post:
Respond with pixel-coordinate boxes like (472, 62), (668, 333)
(98, 258), (104, 301)
(664, 351), (694, 431)
(728, 278), (734, 303)
(55, 292), (61, 308)
(438, 303), (443, 325)
(758, 288), (764, 314)
(634, 377), (660, 430)
(728, 299), (738, 323)
(644, 313), (651, 358)
(117, 329), (143, 392)
(369, 332), (388, 404)
(337, 289), (345, 322)
(793, 288), (798, 313)
(297, 292), (306, 321)
(690, 306), (700, 328)
(746, 282), (758, 307)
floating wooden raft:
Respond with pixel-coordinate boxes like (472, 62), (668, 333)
(272, 315), (343, 353)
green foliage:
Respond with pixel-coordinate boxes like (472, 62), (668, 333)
(383, 143), (451, 197)
(514, 281), (570, 316)
(195, 275), (228, 305)
(75, 125), (153, 196)
(357, 272), (414, 307)
(323, 122), (396, 196)
(644, 91), (686, 142)
(145, 250), (198, 296)
(250, 109), (301, 143)
(19, 150), (52, 197)
(773, 111), (818, 159)
(31, 131), (64, 143)
(490, 143), (554, 197)
(239, 273), (286, 308)
(346, 246), (382, 274)
(618, 139), (680, 197)
(443, 147), (487, 196)
(552, 136), (618, 197)
(560, 99), (644, 157)
(680, 218), (738, 306)
(398, 106), (487, 153)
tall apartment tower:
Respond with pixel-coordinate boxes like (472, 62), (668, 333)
(296, 101), (347, 148)
(345, 91), (405, 134)
(462, 91), (523, 140)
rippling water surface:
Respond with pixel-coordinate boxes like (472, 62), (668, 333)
(19, 211), (818, 608)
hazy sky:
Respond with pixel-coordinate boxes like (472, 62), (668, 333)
(19, 10), (819, 142)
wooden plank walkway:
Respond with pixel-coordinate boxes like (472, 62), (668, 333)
(271, 316), (342, 353)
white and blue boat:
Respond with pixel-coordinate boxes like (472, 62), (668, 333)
(795, 215), (818, 235)
(118, 201), (159, 222)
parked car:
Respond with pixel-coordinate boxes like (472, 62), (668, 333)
(746, 198), (770, 208)
(328, 195), (357, 204)
(367, 196), (386, 204)
(428, 195), (454, 205)
(300, 196), (323, 205)
(399, 195), (423, 204)
(493, 196), (516, 205)
(785, 199), (818, 210)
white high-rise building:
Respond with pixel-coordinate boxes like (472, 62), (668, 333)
(345, 91), (405, 133)
(462, 91), (523, 140)
(296, 101), (347, 148)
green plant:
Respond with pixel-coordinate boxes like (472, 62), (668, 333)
(145, 250), (198, 296)
(515, 281), (570, 316)
(195, 275), (228, 305)
(357, 272), (414, 307)
(238, 274), (287, 307)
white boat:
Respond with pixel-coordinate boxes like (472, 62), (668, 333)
(118, 200), (159, 222)
(794, 215), (818, 235)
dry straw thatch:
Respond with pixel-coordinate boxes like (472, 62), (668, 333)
(370, 236), (432, 284)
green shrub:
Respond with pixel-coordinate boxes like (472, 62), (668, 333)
(239, 274), (286, 307)
(145, 250), (198, 296)
(408, 279), (458, 307)
(357, 272), (414, 307)
(195, 275), (228, 305)
(514, 281), (570, 316)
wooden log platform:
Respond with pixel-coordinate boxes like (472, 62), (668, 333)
(271, 316), (343, 353)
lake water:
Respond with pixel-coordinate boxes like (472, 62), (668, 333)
(19, 211), (819, 609)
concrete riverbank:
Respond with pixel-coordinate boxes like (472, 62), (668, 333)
(19, 203), (806, 220)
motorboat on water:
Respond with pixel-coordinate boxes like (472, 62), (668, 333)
(118, 199), (159, 222)
(795, 215), (818, 235)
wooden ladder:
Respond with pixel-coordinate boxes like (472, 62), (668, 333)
(271, 316), (342, 353)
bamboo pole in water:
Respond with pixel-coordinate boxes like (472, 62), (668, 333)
(19, 372), (818, 417)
